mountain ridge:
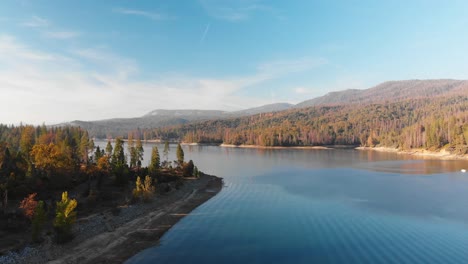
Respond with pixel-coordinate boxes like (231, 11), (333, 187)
(63, 79), (468, 138)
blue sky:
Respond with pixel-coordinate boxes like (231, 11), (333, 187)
(1, 0), (468, 124)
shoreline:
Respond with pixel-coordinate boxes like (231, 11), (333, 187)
(356, 146), (468, 160)
(3, 174), (223, 264)
(219, 144), (332, 150)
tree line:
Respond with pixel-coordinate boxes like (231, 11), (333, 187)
(146, 96), (468, 154)
(0, 124), (200, 244)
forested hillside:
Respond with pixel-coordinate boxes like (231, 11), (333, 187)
(295, 79), (468, 107)
(148, 96), (468, 153)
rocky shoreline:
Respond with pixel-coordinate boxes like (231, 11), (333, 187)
(356, 146), (468, 160)
(0, 174), (223, 264)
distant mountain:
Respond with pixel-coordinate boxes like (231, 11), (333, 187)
(144, 109), (226, 118)
(230, 103), (293, 116)
(296, 79), (468, 108)
(63, 79), (468, 138)
(64, 103), (293, 138)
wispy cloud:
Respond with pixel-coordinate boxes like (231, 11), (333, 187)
(0, 34), (324, 124)
(199, 0), (279, 21)
(44, 31), (81, 39)
(199, 24), (210, 44)
(294, 87), (311, 94)
(21, 15), (49, 27)
(113, 8), (173, 21)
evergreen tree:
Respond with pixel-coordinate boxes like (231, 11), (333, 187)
(31, 201), (46, 242)
(128, 134), (137, 168)
(112, 138), (128, 185)
(149, 146), (160, 175)
(176, 143), (184, 167)
(105, 140), (113, 157)
(112, 138), (126, 167)
(183, 160), (194, 177)
(163, 141), (169, 162)
(136, 138), (144, 168)
(94, 146), (102, 161)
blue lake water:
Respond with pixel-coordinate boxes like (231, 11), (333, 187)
(98, 142), (468, 264)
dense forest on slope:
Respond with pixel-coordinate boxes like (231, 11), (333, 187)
(146, 96), (468, 153)
(63, 79), (468, 139)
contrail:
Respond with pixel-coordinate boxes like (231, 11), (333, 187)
(200, 23), (210, 44)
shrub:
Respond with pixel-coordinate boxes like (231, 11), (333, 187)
(132, 176), (155, 202)
(19, 193), (38, 220)
(183, 160), (194, 177)
(53, 191), (77, 243)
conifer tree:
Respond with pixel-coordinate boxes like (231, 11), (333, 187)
(105, 140), (113, 157)
(112, 138), (126, 167)
(148, 146), (160, 175)
(94, 146), (102, 161)
(136, 138), (144, 168)
(176, 143), (184, 167)
(163, 141), (170, 162)
(32, 201), (46, 242)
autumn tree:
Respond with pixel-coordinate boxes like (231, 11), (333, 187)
(79, 131), (93, 164)
(19, 193), (38, 220)
(30, 143), (72, 177)
(132, 175), (155, 202)
(20, 126), (36, 158)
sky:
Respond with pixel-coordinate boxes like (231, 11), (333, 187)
(1, 0), (468, 124)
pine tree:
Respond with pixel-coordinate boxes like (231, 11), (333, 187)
(105, 140), (113, 157)
(176, 143), (184, 167)
(128, 134), (136, 168)
(136, 138), (144, 168)
(94, 146), (102, 161)
(163, 141), (169, 162)
(112, 138), (126, 167)
(148, 146), (160, 175)
(31, 201), (46, 242)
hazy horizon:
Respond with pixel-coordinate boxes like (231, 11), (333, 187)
(1, 1), (468, 124)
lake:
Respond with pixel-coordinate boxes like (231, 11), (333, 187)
(96, 142), (468, 263)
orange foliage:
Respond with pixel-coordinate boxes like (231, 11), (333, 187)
(30, 143), (72, 173)
(19, 193), (38, 220)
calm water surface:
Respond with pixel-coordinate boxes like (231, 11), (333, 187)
(97, 142), (468, 263)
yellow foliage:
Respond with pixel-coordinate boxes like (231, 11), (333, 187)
(97, 156), (110, 172)
(54, 191), (77, 231)
(133, 176), (155, 202)
(30, 143), (72, 173)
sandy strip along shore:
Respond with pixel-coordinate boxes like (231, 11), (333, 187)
(39, 174), (222, 264)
